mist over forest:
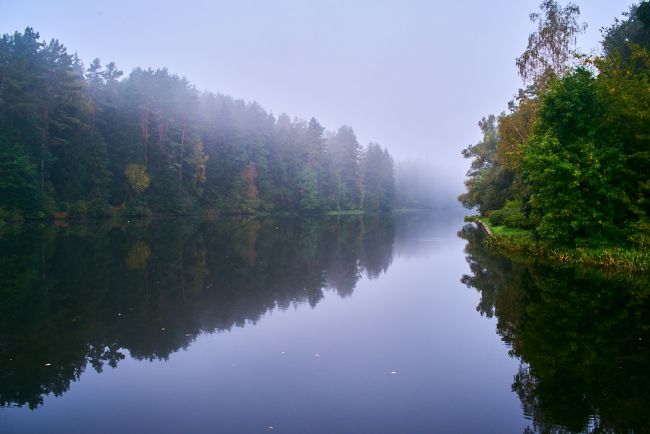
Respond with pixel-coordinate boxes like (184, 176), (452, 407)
(3, 2), (650, 433)
(0, 28), (450, 220)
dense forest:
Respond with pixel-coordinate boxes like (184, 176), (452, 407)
(460, 1), (650, 249)
(0, 28), (399, 220)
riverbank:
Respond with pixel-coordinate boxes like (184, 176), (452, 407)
(0, 207), (442, 229)
(468, 216), (650, 274)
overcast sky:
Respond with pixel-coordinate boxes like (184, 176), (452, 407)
(1, 0), (632, 190)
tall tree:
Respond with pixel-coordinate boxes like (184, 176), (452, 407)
(0, 28), (399, 218)
(361, 143), (395, 211)
(459, 115), (515, 214)
(516, 0), (587, 87)
(523, 68), (628, 244)
(602, 2), (650, 62)
(328, 125), (362, 210)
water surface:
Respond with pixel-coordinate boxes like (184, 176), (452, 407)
(2, 214), (647, 433)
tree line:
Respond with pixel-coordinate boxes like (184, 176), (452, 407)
(460, 1), (650, 248)
(0, 28), (397, 219)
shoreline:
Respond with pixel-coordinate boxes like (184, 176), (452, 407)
(0, 207), (452, 227)
(471, 216), (650, 275)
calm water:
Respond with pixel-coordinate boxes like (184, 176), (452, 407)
(1, 214), (648, 433)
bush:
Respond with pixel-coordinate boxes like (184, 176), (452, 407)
(0, 207), (24, 223)
(86, 199), (111, 217)
(629, 219), (650, 249)
(489, 199), (535, 229)
(67, 201), (88, 218)
(122, 200), (151, 217)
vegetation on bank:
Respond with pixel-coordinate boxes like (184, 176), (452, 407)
(460, 1), (650, 266)
(466, 215), (650, 273)
(459, 224), (650, 432)
(0, 29), (402, 222)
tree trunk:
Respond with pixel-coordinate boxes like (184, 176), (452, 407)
(158, 113), (164, 170)
(91, 87), (96, 133)
(179, 120), (186, 192)
(179, 245), (185, 301)
(143, 109), (149, 165)
(41, 107), (48, 193)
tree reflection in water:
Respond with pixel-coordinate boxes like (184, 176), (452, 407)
(459, 223), (650, 434)
(0, 214), (407, 409)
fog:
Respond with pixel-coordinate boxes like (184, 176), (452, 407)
(1, 0), (629, 201)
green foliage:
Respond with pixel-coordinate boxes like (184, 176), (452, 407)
(460, 115), (517, 215)
(361, 143), (395, 211)
(298, 167), (320, 211)
(602, 2), (650, 62)
(629, 219), (650, 249)
(230, 162), (261, 213)
(329, 125), (363, 210)
(121, 199), (151, 217)
(524, 67), (640, 245)
(460, 223), (650, 432)
(0, 28), (397, 218)
(52, 128), (111, 203)
(488, 199), (535, 229)
(486, 228), (650, 273)
(124, 164), (150, 194)
(595, 47), (650, 234)
(461, 2), (650, 250)
(0, 136), (38, 213)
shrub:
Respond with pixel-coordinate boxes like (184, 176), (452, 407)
(67, 201), (88, 217)
(489, 199), (534, 229)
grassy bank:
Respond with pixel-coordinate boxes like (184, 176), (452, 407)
(468, 216), (650, 274)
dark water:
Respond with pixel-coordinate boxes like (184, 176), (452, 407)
(1, 215), (648, 433)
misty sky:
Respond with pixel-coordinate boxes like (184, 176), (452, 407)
(1, 0), (631, 190)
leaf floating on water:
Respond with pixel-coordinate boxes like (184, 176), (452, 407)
(44, 363), (52, 367)
(161, 327), (165, 331)
(389, 371), (398, 375)
(267, 426), (274, 431)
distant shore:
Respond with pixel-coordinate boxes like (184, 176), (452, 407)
(0, 207), (452, 226)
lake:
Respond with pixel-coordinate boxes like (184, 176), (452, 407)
(1, 213), (648, 433)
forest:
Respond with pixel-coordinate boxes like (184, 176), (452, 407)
(0, 29), (399, 220)
(460, 1), (650, 251)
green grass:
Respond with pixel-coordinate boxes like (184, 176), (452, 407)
(325, 209), (365, 216)
(467, 215), (650, 274)
(482, 218), (531, 237)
